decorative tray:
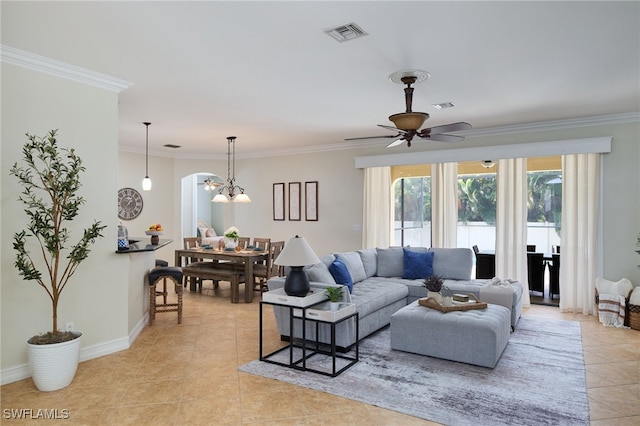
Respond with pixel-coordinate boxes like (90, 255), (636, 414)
(418, 293), (487, 312)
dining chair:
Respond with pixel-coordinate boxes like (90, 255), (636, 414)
(253, 240), (284, 295)
(472, 246), (495, 279)
(252, 237), (271, 250)
(549, 253), (560, 299)
(236, 237), (250, 250)
(527, 252), (545, 295)
(182, 237), (204, 288)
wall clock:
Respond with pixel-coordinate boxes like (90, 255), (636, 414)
(118, 187), (144, 220)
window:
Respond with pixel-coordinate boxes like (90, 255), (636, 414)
(526, 169), (562, 254)
(457, 172), (496, 250)
(393, 176), (431, 247)
(391, 157), (562, 251)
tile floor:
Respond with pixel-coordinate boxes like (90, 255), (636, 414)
(1, 283), (638, 425)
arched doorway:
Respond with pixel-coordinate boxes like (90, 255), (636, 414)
(180, 173), (225, 243)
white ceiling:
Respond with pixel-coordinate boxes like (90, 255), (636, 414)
(2, 1), (639, 158)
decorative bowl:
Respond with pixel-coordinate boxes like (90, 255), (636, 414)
(145, 230), (164, 236)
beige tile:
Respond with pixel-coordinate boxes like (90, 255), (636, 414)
(0, 294), (637, 425)
(120, 379), (185, 406)
(104, 402), (179, 426)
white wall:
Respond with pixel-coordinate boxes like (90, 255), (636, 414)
(124, 120), (639, 284)
(1, 64), (128, 374)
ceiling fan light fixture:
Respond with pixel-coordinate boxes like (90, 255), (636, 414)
(388, 112), (429, 131)
(389, 69), (430, 84)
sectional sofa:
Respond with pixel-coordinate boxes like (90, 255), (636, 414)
(267, 247), (524, 350)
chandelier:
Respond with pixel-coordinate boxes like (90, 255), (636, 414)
(202, 176), (223, 191)
(212, 136), (251, 203)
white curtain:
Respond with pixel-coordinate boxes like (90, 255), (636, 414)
(559, 153), (600, 314)
(362, 166), (391, 249)
(495, 158), (530, 305)
(431, 162), (458, 248)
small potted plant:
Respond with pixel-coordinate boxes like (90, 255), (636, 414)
(10, 130), (106, 391)
(423, 275), (445, 304)
(224, 226), (239, 250)
(326, 286), (344, 310)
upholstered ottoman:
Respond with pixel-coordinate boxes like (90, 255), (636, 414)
(390, 301), (510, 368)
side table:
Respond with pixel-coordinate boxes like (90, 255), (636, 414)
(260, 288), (359, 377)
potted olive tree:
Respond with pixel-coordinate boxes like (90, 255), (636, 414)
(10, 130), (106, 391)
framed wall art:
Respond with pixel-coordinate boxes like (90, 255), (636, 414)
(273, 183), (285, 221)
(305, 181), (318, 221)
(288, 182), (301, 221)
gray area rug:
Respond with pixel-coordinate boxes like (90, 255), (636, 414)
(239, 316), (589, 425)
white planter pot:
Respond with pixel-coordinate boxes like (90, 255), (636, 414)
(428, 291), (443, 304)
(26, 332), (82, 392)
(225, 237), (237, 249)
(329, 302), (341, 311)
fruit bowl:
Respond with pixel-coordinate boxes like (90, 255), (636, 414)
(145, 230), (164, 236)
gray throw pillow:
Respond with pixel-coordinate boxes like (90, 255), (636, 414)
(376, 247), (404, 277)
(428, 248), (473, 280)
(335, 252), (367, 283)
(304, 262), (336, 284)
(357, 248), (377, 278)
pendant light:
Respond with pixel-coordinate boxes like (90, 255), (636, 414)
(141, 122), (152, 191)
(212, 136), (251, 203)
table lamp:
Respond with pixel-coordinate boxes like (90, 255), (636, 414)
(274, 235), (321, 296)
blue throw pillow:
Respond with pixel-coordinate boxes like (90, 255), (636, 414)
(328, 259), (353, 293)
(403, 248), (434, 279)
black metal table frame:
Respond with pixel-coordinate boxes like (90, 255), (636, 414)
(259, 299), (359, 377)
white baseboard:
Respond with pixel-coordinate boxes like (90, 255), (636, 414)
(0, 314), (149, 386)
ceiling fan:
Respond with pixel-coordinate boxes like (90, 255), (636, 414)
(345, 71), (471, 148)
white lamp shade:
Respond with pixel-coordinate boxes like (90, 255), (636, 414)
(142, 176), (152, 191)
(233, 193), (251, 203)
(275, 236), (321, 266)
(212, 193), (229, 203)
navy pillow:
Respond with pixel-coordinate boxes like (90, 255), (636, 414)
(328, 259), (353, 293)
(403, 248), (434, 279)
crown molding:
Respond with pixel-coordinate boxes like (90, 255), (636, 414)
(0, 45), (133, 93)
(458, 112), (640, 138)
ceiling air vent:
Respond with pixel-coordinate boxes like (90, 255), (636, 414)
(324, 23), (368, 43)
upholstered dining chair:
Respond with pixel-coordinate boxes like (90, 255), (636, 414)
(253, 240), (284, 295)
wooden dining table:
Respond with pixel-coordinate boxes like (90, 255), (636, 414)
(174, 247), (268, 302)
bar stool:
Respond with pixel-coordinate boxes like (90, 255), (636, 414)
(148, 266), (183, 325)
(152, 259), (170, 305)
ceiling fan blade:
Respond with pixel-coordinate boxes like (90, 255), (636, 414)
(377, 124), (409, 134)
(386, 138), (406, 148)
(427, 122), (472, 135)
(427, 133), (465, 143)
(345, 134), (402, 141)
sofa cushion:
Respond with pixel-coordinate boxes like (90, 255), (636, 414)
(357, 248), (378, 278)
(328, 259), (353, 292)
(376, 247), (404, 277)
(336, 252), (367, 283)
(304, 261), (336, 284)
(403, 248), (434, 279)
(350, 278), (408, 318)
(429, 248), (473, 280)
